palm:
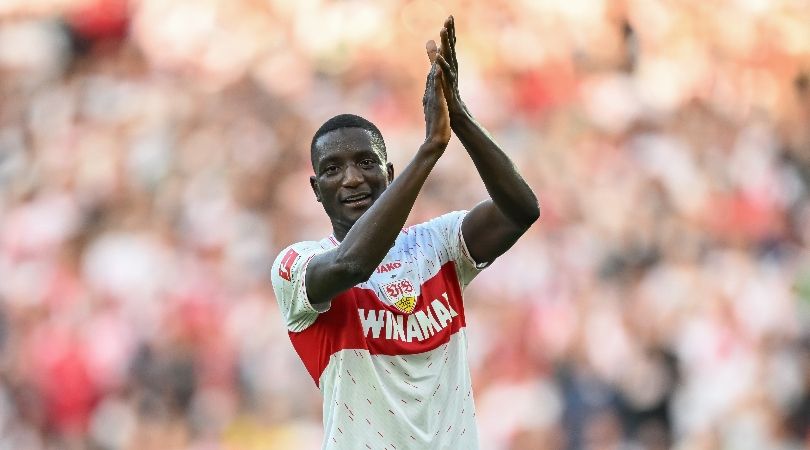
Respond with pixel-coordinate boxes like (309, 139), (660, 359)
(423, 41), (451, 148)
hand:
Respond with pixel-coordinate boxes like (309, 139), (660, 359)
(422, 40), (451, 150)
(433, 16), (466, 116)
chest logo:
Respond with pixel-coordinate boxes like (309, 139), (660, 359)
(376, 261), (402, 274)
(382, 279), (416, 313)
(394, 296), (417, 314)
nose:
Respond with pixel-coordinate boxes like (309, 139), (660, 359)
(342, 163), (363, 187)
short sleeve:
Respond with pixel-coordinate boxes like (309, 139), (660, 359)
(270, 241), (329, 332)
(421, 210), (489, 290)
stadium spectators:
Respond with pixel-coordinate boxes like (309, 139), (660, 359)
(0, 0), (808, 448)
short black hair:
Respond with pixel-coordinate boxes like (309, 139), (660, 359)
(310, 114), (387, 169)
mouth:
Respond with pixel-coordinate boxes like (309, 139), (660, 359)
(341, 193), (373, 208)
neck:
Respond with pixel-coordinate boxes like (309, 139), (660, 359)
(330, 219), (353, 242)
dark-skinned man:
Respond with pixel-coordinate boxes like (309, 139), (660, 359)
(271, 16), (539, 450)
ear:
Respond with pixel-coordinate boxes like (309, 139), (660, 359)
(386, 162), (394, 184)
(310, 175), (321, 202)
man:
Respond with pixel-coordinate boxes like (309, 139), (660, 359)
(271, 16), (539, 449)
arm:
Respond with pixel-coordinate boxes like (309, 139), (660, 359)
(434, 16), (540, 264)
(305, 53), (452, 308)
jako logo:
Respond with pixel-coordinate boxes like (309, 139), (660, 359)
(376, 261), (402, 274)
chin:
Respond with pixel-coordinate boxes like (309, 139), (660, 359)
(349, 205), (374, 221)
(346, 210), (367, 223)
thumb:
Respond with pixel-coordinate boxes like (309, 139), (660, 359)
(426, 40), (438, 63)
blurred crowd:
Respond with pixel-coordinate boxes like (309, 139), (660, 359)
(1, 0), (809, 449)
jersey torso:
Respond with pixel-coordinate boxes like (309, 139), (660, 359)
(271, 211), (483, 450)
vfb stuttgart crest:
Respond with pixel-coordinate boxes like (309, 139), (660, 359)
(382, 279), (417, 314)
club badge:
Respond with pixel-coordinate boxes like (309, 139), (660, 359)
(381, 279), (417, 314)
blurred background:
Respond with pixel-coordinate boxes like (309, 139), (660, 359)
(1, 0), (809, 449)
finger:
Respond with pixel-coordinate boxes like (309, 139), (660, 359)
(449, 15), (456, 46)
(441, 19), (452, 62)
(435, 53), (454, 84)
(448, 16), (458, 68)
(433, 66), (445, 100)
(435, 56), (455, 108)
(423, 63), (435, 107)
(427, 62), (441, 101)
(426, 39), (438, 63)
(440, 28), (452, 67)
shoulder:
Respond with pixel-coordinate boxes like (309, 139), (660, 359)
(399, 211), (468, 260)
(412, 210), (468, 235)
(271, 240), (325, 285)
(273, 240), (323, 262)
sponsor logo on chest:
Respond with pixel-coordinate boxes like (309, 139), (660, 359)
(358, 292), (459, 343)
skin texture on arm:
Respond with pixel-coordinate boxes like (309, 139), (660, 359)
(304, 53), (452, 308)
(432, 16), (540, 265)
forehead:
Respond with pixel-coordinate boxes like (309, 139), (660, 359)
(313, 127), (383, 164)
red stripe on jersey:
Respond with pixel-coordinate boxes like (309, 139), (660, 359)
(288, 261), (466, 386)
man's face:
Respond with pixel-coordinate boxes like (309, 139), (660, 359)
(310, 127), (393, 233)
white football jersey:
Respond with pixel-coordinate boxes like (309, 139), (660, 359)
(271, 211), (485, 450)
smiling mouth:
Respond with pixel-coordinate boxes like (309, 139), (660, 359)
(341, 193), (372, 207)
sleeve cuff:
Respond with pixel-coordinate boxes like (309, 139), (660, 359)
(458, 219), (490, 270)
(299, 253), (331, 314)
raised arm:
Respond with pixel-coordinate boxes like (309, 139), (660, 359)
(304, 51), (451, 308)
(433, 16), (540, 264)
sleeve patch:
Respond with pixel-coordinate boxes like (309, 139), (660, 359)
(279, 248), (300, 281)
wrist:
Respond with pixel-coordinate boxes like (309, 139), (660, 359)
(449, 103), (472, 126)
(418, 140), (447, 159)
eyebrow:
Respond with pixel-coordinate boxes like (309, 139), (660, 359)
(356, 149), (381, 161)
(318, 148), (380, 166)
(318, 154), (340, 166)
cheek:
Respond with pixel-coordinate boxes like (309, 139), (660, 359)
(316, 179), (338, 194)
(372, 168), (389, 183)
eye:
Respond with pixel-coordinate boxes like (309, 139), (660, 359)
(323, 165), (339, 176)
(359, 159), (376, 169)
